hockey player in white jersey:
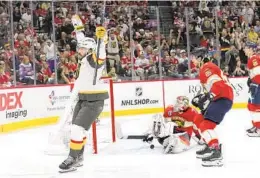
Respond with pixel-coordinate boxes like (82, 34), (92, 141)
(58, 15), (108, 173)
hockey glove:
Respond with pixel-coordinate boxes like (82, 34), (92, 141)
(143, 134), (154, 143)
(191, 94), (204, 108)
(198, 93), (214, 111)
(96, 26), (106, 39)
(192, 93), (214, 112)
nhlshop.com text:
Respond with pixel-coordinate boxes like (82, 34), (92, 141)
(121, 99), (158, 106)
(6, 109), (27, 119)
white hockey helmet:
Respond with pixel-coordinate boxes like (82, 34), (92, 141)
(77, 37), (96, 51)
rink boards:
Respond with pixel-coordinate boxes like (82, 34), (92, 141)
(0, 77), (248, 133)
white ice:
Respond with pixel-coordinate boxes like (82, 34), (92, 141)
(0, 109), (259, 178)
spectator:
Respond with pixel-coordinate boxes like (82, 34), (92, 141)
(223, 65), (230, 77)
(43, 39), (56, 72)
(19, 55), (34, 84)
(232, 58), (247, 77)
(0, 17), (8, 47)
(107, 29), (120, 72)
(254, 20), (260, 34)
(0, 60), (10, 87)
(13, 6), (21, 24)
(57, 66), (69, 84)
(247, 25), (258, 47)
(21, 8), (32, 24)
(107, 67), (118, 81)
(134, 51), (149, 80)
(2, 1), (260, 85)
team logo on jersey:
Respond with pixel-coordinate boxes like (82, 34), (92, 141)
(205, 69), (212, 77)
(135, 87), (143, 97)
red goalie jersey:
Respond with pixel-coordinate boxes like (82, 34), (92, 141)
(247, 54), (260, 84)
(199, 61), (233, 101)
(163, 105), (203, 138)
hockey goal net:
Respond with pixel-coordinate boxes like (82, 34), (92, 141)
(45, 77), (116, 155)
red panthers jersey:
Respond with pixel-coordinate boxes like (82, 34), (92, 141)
(247, 54), (260, 84)
(163, 105), (202, 137)
(199, 62), (233, 101)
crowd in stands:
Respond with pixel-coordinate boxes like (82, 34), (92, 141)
(0, 1), (260, 87)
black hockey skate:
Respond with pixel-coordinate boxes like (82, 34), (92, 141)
(246, 126), (260, 137)
(196, 143), (212, 159)
(59, 156), (79, 173)
(76, 146), (85, 167)
(201, 145), (223, 167)
(76, 154), (84, 167)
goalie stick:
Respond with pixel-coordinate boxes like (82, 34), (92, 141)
(119, 135), (147, 139)
(115, 121), (147, 139)
(115, 121), (156, 148)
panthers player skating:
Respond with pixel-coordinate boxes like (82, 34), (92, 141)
(192, 58), (233, 167)
(245, 47), (260, 137)
(143, 96), (204, 154)
(58, 17), (108, 173)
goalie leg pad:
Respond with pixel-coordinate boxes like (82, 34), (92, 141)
(163, 135), (178, 154)
(72, 100), (104, 130)
(163, 132), (191, 154)
(158, 121), (177, 138)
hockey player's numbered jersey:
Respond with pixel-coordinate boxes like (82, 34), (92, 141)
(199, 62), (233, 101)
(248, 54), (260, 84)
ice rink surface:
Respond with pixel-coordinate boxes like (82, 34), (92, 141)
(0, 109), (259, 178)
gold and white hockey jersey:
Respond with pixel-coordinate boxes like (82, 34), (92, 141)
(76, 40), (109, 101)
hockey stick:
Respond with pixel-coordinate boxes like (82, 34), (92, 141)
(119, 135), (147, 139)
(115, 121), (148, 139)
(93, 0), (106, 85)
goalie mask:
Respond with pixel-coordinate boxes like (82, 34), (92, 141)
(174, 96), (189, 112)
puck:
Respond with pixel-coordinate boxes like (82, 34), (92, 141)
(150, 144), (154, 149)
